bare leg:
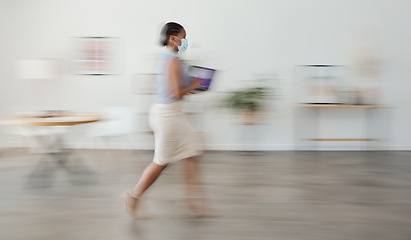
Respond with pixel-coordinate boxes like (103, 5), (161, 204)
(125, 162), (167, 218)
(132, 162), (167, 197)
(184, 156), (206, 196)
(183, 156), (217, 216)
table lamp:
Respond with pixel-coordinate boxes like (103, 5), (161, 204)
(16, 58), (64, 112)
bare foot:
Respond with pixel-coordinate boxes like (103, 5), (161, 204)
(124, 191), (153, 219)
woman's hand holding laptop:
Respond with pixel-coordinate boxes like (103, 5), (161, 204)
(192, 77), (203, 86)
(185, 78), (202, 95)
(187, 66), (216, 94)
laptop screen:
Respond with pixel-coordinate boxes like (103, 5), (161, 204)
(187, 66), (216, 90)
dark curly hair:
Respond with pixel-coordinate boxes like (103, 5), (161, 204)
(159, 22), (184, 46)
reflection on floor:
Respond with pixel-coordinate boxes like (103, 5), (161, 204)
(1, 149), (411, 240)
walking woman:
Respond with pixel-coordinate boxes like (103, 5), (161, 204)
(124, 22), (212, 218)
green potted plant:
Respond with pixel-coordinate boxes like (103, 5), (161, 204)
(221, 77), (275, 125)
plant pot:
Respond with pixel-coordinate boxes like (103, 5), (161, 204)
(236, 110), (263, 125)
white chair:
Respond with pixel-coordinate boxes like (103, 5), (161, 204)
(91, 106), (137, 141)
(87, 106), (138, 169)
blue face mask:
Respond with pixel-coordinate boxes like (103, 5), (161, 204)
(172, 36), (188, 53)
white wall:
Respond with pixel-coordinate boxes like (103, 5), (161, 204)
(1, 0), (410, 150)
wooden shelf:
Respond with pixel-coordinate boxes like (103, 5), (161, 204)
(297, 104), (388, 109)
(303, 138), (382, 142)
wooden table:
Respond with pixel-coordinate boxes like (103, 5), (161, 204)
(0, 111), (102, 187)
(1, 112), (102, 126)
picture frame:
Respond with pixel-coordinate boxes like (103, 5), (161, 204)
(71, 37), (123, 75)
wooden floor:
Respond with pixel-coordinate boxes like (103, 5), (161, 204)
(1, 149), (411, 240)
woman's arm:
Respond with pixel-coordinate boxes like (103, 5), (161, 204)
(168, 58), (201, 99)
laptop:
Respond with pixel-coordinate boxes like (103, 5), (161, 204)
(187, 65), (216, 94)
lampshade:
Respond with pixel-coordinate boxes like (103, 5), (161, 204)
(16, 59), (64, 79)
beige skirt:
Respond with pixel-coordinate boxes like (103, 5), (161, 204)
(148, 101), (203, 165)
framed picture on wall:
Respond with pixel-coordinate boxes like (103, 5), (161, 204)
(296, 65), (346, 104)
(71, 37), (123, 75)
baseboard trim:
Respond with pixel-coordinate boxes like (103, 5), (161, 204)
(0, 142), (405, 151)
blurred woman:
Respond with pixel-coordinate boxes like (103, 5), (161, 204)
(124, 22), (213, 218)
